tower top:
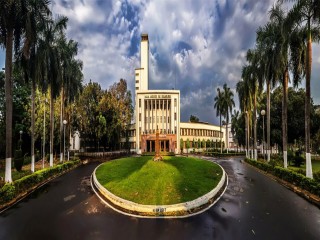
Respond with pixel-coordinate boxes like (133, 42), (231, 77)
(141, 33), (148, 41)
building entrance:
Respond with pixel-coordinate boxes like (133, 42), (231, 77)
(146, 140), (169, 152)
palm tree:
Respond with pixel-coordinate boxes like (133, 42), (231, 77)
(214, 88), (224, 153)
(268, 3), (293, 168)
(0, 0), (50, 182)
(16, 1), (51, 173)
(36, 16), (68, 167)
(221, 83), (235, 153)
(236, 78), (253, 158)
(242, 48), (263, 160)
(58, 37), (80, 162)
(285, 0), (320, 178)
(256, 21), (281, 162)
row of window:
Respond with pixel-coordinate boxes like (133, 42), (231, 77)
(180, 128), (223, 138)
(138, 99), (177, 109)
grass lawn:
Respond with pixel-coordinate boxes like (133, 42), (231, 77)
(95, 156), (223, 205)
(289, 160), (320, 173)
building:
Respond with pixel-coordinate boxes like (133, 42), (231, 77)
(121, 34), (225, 154)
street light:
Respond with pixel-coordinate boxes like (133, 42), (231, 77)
(63, 120), (67, 162)
(261, 109), (266, 160)
(19, 130), (23, 150)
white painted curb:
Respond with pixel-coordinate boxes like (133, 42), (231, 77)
(92, 161), (228, 218)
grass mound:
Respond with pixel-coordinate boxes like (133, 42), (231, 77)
(95, 156), (222, 205)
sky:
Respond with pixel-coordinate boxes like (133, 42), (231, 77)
(1, 0), (320, 125)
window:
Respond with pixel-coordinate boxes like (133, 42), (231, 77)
(135, 73), (139, 76)
(174, 112), (177, 120)
(136, 87), (139, 90)
(135, 80), (139, 83)
(139, 113), (141, 121)
(139, 99), (141, 107)
(174, 98), (177, 107)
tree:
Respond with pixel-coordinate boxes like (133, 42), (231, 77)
(0, 0), (50, 182)
(180, 138), (184, 153)
(189, 115), (199, 123)
(214, 87), (224, 153)
(286, 0), (320, 178)
(186, 138), (190, 154)
(36, 16), (68, 166)
(221, 84), (235, 153)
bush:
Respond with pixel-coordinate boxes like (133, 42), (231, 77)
(314, 171), (320, 182)
(0, 160), (81, 205)
(14, 150), (24, 171)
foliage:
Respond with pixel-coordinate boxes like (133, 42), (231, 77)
(245, 158), (320, 196)
(0, 160), (81, 205)
(95, 156), (222, 205)
(189, 115), (199, 122)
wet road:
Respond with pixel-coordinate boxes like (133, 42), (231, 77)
(1, 157), (320, 240)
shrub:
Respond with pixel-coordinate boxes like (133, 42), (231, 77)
(0, 184), (16, 203)
(14, 150), (24, 171)
(313, 171), (320, 182)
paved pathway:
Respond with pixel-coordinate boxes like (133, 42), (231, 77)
(1, 157), (320, 240)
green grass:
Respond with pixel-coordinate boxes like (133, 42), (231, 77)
(289, 160), (320, 172)
(95, 156), (223, 205)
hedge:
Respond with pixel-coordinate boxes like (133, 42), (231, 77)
(245, 158), (320, 197)
(204, 152), (246, 157)
(0, 160), (81, 205)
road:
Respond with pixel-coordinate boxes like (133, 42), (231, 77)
(1, 157), (319, 240)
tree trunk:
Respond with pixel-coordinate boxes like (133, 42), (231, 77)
(220, 114), (222, 153)
(31, 80), (36, 172)
(5, 28), (13, 182)
(282, 67), (288, 168)
(50, 86), (54, 167)
(60, 86), (64, 162)
(306, 24), (313, 178)
(267, 80), (271, 162)
(254, 91), (257, 160)
(226, 115), (229, 154)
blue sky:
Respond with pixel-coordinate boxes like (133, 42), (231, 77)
(1, 0), (320, 125)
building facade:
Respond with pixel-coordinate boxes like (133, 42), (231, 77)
(121, 34), (225, 154)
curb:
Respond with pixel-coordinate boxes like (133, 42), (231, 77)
(91, 162), (228, 218)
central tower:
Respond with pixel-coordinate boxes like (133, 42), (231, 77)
(135, 34), (149, 91)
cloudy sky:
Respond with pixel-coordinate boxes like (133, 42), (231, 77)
(1, 0), (320, 125)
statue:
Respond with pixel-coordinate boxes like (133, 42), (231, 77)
(153, 126), (162, 161)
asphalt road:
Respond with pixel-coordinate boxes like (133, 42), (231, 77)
(1, 157), (320, 240)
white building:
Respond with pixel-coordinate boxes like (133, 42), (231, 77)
(121, 34), (225, 154)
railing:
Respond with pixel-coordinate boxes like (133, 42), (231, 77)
(77, 151), (134, 161)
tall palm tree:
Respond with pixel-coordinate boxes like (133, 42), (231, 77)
(222, 83), (235, 154)
(285, 0), (320, 178)
(16, 1), (51, 173)
(0, 0), (50, 182)
(236, 78), (253, 158)
(214, 87), (224, 153)
(243, 48), (263, 160)
(269, 3), (293, 168)
(58, 37), (80, 162)
(37, 16), (68, 167)
(256, 22), (281, 162)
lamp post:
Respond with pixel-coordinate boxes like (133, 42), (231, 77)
(19, 130), (23, 150)
(63, 120), (67, 162)
(261, 109), (266, 160)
